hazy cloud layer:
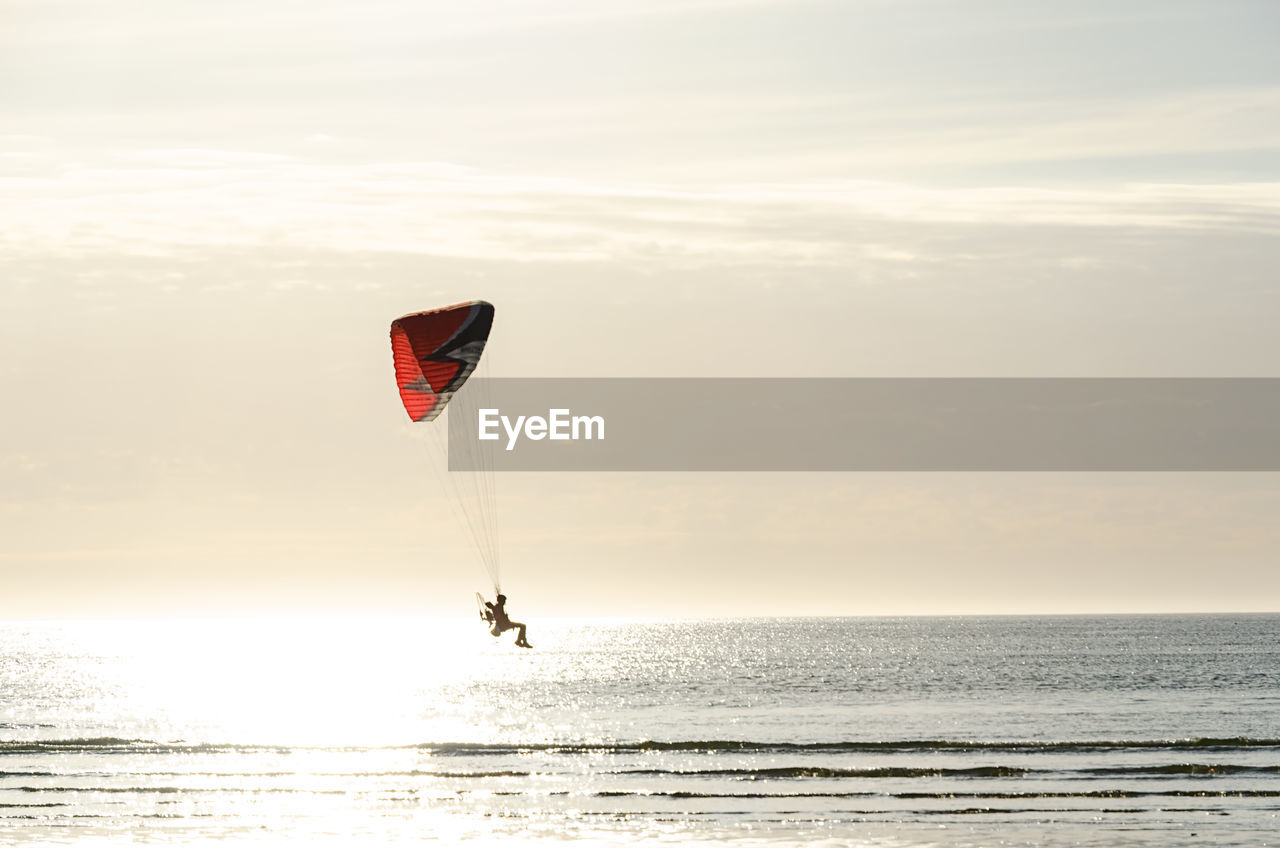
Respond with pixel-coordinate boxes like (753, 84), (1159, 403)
(4, 148), (1279, 264)
(3, 0), (1280, 616)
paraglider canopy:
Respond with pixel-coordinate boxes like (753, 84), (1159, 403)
(390, 300), (494, 422)
(390, 299), (502, 593)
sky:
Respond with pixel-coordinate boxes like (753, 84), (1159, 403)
(3, 0), (1279, 618)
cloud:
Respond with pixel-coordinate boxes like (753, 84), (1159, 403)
(3, 147), (1278, 268)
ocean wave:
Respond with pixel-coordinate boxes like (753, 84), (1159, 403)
(615, 737), (1280, 753)
(593, 789), (1280, 800)
(412, 737), (1280, 756)
(4, 763), (1274, 783)
(4, 736), (1280, 756)
(621, 766), (1032, 778)
(1083, 764), (1280, 776)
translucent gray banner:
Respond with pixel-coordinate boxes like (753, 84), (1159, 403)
(445, 378), (1280, 471)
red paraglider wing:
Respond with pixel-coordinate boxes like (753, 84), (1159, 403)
(390, 300), (494, 422)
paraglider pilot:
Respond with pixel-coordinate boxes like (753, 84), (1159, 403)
(484, 594), (532, 648)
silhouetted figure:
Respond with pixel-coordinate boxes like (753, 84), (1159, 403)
(484, 594), (532, 648)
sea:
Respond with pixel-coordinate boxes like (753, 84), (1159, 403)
(1, 615), (1277, 847)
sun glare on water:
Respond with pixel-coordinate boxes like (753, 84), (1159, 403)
(66, 617), (534, 749)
